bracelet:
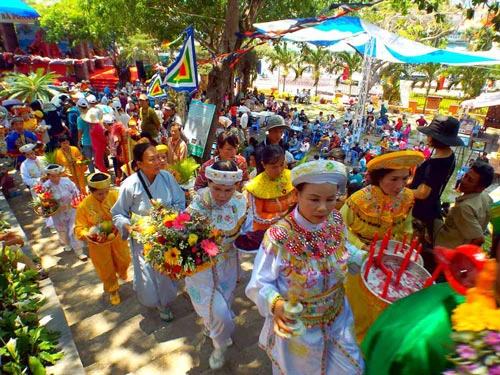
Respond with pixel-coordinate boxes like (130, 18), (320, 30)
(270, 294), (283, 315)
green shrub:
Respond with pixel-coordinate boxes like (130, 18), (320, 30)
(0, 245), (63, 374)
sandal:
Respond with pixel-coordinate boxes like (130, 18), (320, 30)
(159, 309), (174, 323)
(110, 292), (121, 305)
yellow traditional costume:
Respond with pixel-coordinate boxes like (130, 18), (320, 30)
(74, 174), (131, 304)
(244, 169), (296, 231)
(339, 150), (424, 342)
(55, 146), (88, 193)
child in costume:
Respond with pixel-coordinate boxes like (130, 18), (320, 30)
(55, 134), (88, 193)
(43, 164), (87, 261)
(75, 173), (131, 305)
(244, 144), (296, 231)
(246, 159), (366, 375)
(185, 160), (247, 369)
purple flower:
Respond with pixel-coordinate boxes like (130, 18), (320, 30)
(442, 371), (458, 375)
(490, 365), (500, 375)
(484, 332), (500, 346)
(494, 345), (500, 353)
(456, 345), (477, 360)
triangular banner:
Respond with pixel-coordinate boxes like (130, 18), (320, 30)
(147, 73), (168, 98)
(162, 26), (199, 93)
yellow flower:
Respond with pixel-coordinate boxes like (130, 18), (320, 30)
(188, 233), (198, 246)
(143, 243), (153, 255)
(165, 247), (181, 266)
(142, 225), (156, 235)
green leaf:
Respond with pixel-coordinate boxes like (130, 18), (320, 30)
(4, 338), (19, 361)
(29, 356), (46, 375)
(39, 351), (64, 364)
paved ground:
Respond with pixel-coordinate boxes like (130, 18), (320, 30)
(8, 182), (272, 375)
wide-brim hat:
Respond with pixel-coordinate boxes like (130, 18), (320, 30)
(267, 115), (289, 131)
(292, 159), (348, 193)
(367, 150), (425, 171)
(417, 115), (464, 147)
(80, 108), (101, 123)
(19, 143), (36, 153)
(44, 164), (65, 175)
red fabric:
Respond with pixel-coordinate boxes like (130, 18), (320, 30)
(90, 124), (108, 173)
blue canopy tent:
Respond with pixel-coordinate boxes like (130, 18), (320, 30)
(254, 16), (500, 66)
(0, 0), (40, 24)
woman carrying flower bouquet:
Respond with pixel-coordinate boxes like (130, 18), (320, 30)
(246, 159), (367, 375)
(75, 173), (131, 305)
(111, 143), (185, 322)
(185, 160), (247, 369)
(43, 164), (87, 261)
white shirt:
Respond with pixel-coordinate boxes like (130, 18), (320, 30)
(240, 113), (249, 129)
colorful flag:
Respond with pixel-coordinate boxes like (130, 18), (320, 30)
(162, 26), (199, 93)
(147, 73), (168, 98)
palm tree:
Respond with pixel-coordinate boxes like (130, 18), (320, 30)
(299, 45), (331, 96)
(268, 42), (301, 93)
(0, 69), (61, 103)
(410, 63), (445, 113)
(446, 66), (493, 99)
(379, 63), (411, 103)
(329, 51), (362, 95)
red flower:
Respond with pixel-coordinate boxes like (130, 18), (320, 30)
(191, 247), (197, 253)
(42, 192), (51, 200)
(157, 236), (166, 245)
(201, 239), (218, 257)
(164, 220), (173, 228)
(35, 185), (43, 194)
(172, 265), (182, 274)
(172, 212), (191, 230)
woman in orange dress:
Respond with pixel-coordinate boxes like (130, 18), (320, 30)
(55, 134), (88, 192)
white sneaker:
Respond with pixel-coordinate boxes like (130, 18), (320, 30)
(209, 348), (225, 370)
(74, 248), (88, 261)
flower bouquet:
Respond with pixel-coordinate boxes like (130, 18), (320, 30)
(133, 200), (222, 280)
(84, 220), (118, 244)
(444, 260), (500, 375)
(30, 185), (59, 218)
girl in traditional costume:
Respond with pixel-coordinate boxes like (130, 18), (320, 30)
(55, 134), (88, 192)
(244, 144), (296, 231)
(339, 150), (424, 341)
(194, 132), (249, 191)
(75, 173), (131, 305)
(43, 164), (87, 261)
(111, 143), (185, 321)
(185, 160), (247, 369)
(246, 159), (366, 375)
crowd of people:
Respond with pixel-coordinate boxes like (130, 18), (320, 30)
(0, 80), (498, 374)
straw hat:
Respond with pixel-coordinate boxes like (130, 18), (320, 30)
(80, 108), (101, 124)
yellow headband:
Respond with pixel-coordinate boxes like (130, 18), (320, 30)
(156, 144), (168, 154)
(87, 173), (111, 189)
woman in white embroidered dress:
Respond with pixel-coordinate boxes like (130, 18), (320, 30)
(246, 159), (366, 375)
(185, 160), (247, 370)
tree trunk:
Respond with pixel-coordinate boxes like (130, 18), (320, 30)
(72, 43), (89, 81)
(0, 24), (18, 52)
(423, 81), (432, 114)
(202, 0), (240, 162)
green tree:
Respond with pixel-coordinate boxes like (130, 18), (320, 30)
(331, 51), (362, 95)
(379, 63), (412, 103)
(299, 45), (331, 96)
(445, 66), (499, 99)
(0, 69), (61, 103)
(268, 43), (301, 93)
(410, 63), (446, 113)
